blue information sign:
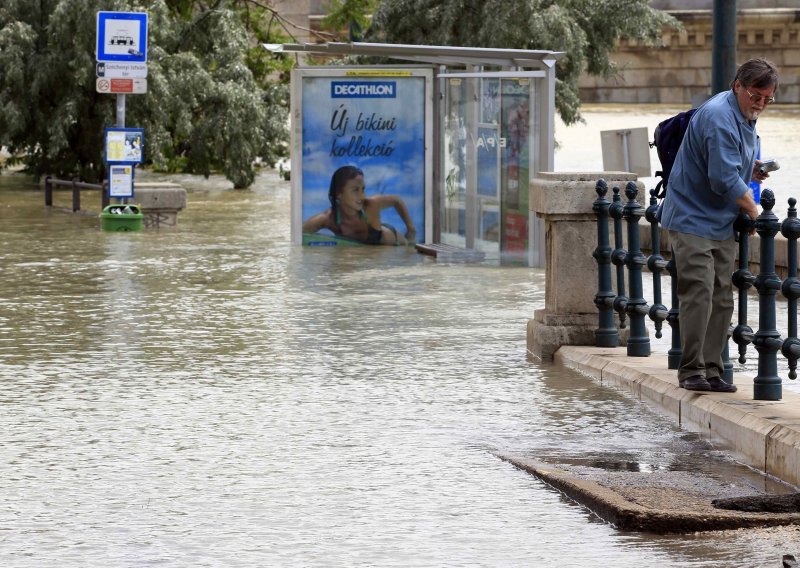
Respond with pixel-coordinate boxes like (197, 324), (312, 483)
(96, 11), (148, 63)
(108, 164), (135, 198)
(105, 127), (144, 165)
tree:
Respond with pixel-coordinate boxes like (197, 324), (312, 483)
(0, 0), (290, 188)
(365, 0), (677, 125)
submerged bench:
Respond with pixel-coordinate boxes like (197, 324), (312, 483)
(415, 243), (486, 262)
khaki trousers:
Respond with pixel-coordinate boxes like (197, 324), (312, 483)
(669, 230), (737, 381)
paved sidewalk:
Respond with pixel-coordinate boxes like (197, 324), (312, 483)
(554, 346), (800, 488)
(496, 453), (800, 533)
(496, 345), (800, 532)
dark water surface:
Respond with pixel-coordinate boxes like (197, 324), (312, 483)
(1, 155), (799, 564)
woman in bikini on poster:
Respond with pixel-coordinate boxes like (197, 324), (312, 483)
(302, 165), (416, 245)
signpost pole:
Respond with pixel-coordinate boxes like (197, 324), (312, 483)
(116, 94), (126, 203)
(116, 93), (126, 128)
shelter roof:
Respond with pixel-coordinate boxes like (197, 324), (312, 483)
(263, 42), (565, 69)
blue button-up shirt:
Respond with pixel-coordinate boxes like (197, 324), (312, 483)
(659, 90), (759, 240)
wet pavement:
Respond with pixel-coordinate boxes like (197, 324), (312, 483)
(499, 454), (800, 533)
(526, 344), (800, 535)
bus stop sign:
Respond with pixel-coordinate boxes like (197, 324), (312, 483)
(96, 11), (148, 63)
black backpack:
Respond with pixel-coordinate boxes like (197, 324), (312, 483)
(650, 108), (697, 198)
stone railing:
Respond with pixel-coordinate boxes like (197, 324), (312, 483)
(526, 172), (644, 360)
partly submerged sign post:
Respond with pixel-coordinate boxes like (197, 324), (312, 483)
(96, 11), (148, 202)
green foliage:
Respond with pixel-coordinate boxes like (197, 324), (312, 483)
(0, 0), (289, 187)
(366, 0), (677, 125)
(0, 0), (111, 180)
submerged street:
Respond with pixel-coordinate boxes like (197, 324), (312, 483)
(2, 104), (800, 565)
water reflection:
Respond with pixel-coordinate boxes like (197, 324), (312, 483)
(0, 132), (798, 565)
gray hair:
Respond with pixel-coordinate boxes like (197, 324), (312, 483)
(731, 58), (779, 91)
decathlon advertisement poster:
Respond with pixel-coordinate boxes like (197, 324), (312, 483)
(291, 68), (433, 246)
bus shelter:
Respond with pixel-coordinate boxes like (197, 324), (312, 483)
(268, 42), (564, 266)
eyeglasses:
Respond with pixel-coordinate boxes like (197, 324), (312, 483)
(745, 88), (775, 105)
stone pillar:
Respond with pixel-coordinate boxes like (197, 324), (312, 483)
(527, 172), (644, 360)
(134, 183), (187, 229)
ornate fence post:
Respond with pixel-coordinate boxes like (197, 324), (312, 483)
(609, 186), (629, 328)
(781, 197), (800, 380)
(622, 182), (650, 356)
(752, 189), (783, 401)
(721, 339), (734, 384)
(645, 188), (668, 340)
(666, 250), (681, 369)
(593, 179), (619, 347)
(732, 213), (755, 366)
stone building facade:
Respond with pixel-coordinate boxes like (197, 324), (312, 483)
(271, 1), (799, 106)
(270, 0), (328, 44)
(579, 3), (800, 105)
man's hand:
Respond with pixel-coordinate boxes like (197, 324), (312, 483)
(752, 160), (769, 183)
(736, 191), (759, 235)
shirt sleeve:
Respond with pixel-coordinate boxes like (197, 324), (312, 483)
(704, 121), (750, 202)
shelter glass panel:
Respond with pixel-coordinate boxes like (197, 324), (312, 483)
(439, 74), (537, 262)
(442, 78), (467, 245)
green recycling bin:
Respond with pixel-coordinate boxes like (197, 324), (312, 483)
(100, 204), (144, 232)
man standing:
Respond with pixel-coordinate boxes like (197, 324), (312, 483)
(659, 58), (779, 392)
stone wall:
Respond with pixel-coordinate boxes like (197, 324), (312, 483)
(270, 0), (329, 44)
(276, 2), (800, 105)
(579, 8), (800, 105)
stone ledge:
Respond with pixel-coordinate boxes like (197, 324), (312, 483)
(527, 319), (599, 362)
(133, 183), (187, 229)
(496, 454), (800, 533)
(555, 346), (800, 487)
(135, 183), (187, 210)
(529, 172), (643, 217)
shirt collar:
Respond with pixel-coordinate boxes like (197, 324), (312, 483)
(726, 89), (755, 127)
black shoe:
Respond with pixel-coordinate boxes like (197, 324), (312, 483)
(707, 376), (737, 393)
(680, 375), (711, 391)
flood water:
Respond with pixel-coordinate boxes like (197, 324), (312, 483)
(2, 104), (800, 566)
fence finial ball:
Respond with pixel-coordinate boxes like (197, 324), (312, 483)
(781, 198), (800, 239)
(595, 178), (608, 197)
(761, 188), (775, 211)
(624, 181), (638, 200)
